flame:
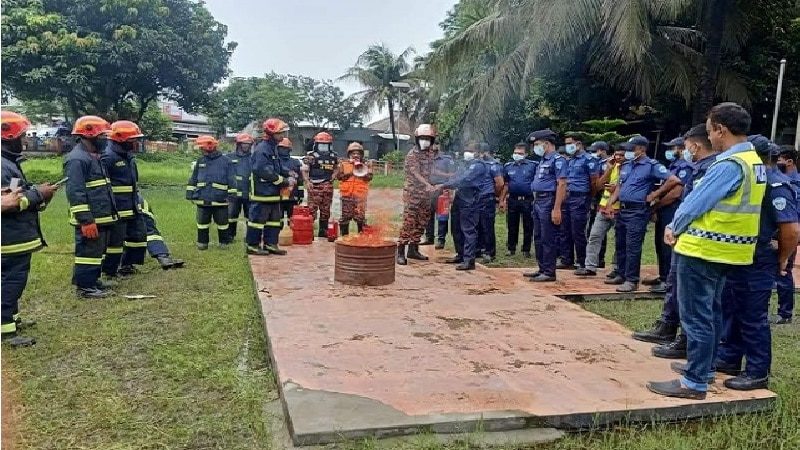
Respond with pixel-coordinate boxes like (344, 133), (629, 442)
(340, 208), (397, 247)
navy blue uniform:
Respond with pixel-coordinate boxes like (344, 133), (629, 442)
(247, 137), (291, 250)
(427, 153), (456, 245)
(224, 147), (252, 239)
(561, 151), (597, 267)
(101, 142), (147, 275)
(476, 157), (502, 258)
(443, 159), (488, 264)
(186, 151), (237, 245)
(531, 151), (568, 277)
(717, 168), (797, 378)
(503, 159), (537, 254)
(653, 158), (692, 281)
(776, 169), (800, 320)
(615, 156), (670, 283)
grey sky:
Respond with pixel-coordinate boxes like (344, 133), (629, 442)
(204, 0), (455, 98)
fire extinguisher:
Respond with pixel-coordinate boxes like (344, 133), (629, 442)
(436, 190), (451, 220)
(327, 221), (339, 242)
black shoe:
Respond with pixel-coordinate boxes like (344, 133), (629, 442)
(556, 262), (576, 270)
(770, 315), (792, 325)
(642, 277), (662, 286)
(505, 250), (515, 257)
(246, 246), (270, 256)
(616, 281), (639, 293)
(435, 241), (445, 250)
(264, 244), (287, 255)
(522, 251), (531, 258)
(77, 287), (111, 299)
(119, 265), (138, 276)
(1, 332), (36, 348)
(14, 317), (36, 330)
(444, 256), (463, 264)
(598, 262), (606, 269)
(481, 255), (494, 264)
(649, 281), (667, 294)
(356, 222), (365, 233)
(574, 268), (596, 276)
(530, 274), (556, 282)
(455, 261), (476, 271)
(652, 334), (687, 359)
(604, 275), (624, 285)
(606, 270), (619, 279)
(646, 379), (706, 400)
(406, 244), (428, 261)
(318, 220), (328, 238)
(340, 223), (350, 237)
(420, 238), (434, 246)
(724, 375), (769, 391)
(396, 244), (407, 265)
(632, 320), (678, 344)
(523, 271), (541, 278)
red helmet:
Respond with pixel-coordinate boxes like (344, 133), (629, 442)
(109, 120), (144, 143)
(278, 137), (293, 148)
(313, 132), (333, 144)
(72, 115), (111, 138)
(235, 133), (254, 144)
(414, 124), (437, 138)
(262, 118), (289, 135)
(1, 111), (31, 140)
(196, 135), (218, 151)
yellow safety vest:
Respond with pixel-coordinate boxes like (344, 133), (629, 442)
(599, 164), (620, 210)
(674, 149), (766, 265)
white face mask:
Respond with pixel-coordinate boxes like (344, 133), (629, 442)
(463, 151), (475, 161)
(533, 144), (545, 157)
(512, 153), (525, 161)
(317, 143), (330, 152)
(419, 139), (431, 150)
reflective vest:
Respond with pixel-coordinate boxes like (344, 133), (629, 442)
(338, 162), (369, 199)
(674, 149), (766, 265)
(599, 164), (620, 210)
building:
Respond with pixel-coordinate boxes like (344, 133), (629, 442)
(160, 100), (213, 139)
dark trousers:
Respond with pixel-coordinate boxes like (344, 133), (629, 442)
(477, 196), (497, 257)
(615, 205), (650, 283)
(246, 202), (282, 248)
(655, 204), (678, 280)
(459, 200), (480, 263)
(506, 195), (533, 253)
(587, 203), (608, 266)
(532, 195), (557, 277)
(281, 201), (297, 220)
(561, 192), (590, 267)
(228, 197), (249, 239)
(660, 255), (680, 326)
(196, 206), (230, 245)
(73, 225), (110, 289)
(426, 194), (449, 244)
(451, 199), (463, 257)
(718, 282), (772, 379)
(143, 213), (170, 257)
(1, 253), (32, 328)
(104, 215), (147, 271)
(776, 251), (796, 319)
(557, 202), (569, 261)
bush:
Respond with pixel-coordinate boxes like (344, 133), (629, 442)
(382, 150), (405, 165)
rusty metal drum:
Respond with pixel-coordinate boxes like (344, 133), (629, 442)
(334, 240), (396, 286)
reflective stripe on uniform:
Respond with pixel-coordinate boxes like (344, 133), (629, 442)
(70, 204), (91, 213)
(186, 185), (197, 191)
(235, 175), (243, 180)
(197, 223), (211, 229)
(112, 185), (134, 193)
(147, 235), (163, 242)
(95, 215), (117, 224)
(75, 256), (103, 265)
(247, 221), (265, 229)
(228, 188), (238, 194)
(192, 200), (228, 206)
(250, 194), (281, 202)
(212, 183), (228, 190)
(124, 241), (147, 248)
(1, 238), (43, 254)
(197, 182), (207, 187)
(105, 247), (124, 254)
(273, 175), (284, 186)
(265, 221), (282, 228)
(19, 196), (30, 210)
(118, 209), (135, 218)
(217, 224), (229, 230)
(1, 322), (16, 334)
(85, 179), (109, 188)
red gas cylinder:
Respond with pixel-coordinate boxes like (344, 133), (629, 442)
(291, 206), (314, 245)
(327, 221), (339, 242)
(436, 190), (451, 220)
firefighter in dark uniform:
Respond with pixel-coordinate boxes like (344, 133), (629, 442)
(246, 118), (295, 255)
(225, 133), (254, 241)
(137, 194), (184, 269)
(65, 115), (118, 298)
(304, 131), (338, 237)
(1, 111), (57, 347)
(101, 120), (147, 278)
(186, 135), (237, 249)
(278, 137), (303, 221)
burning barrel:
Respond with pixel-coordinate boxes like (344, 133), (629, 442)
(334, 239), (396, 286)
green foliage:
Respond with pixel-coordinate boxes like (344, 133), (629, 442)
(382, 150), (406, 165)
(4, 99), (68, 124)
(139, 103), (173, 141)
(567, 118), (631, 145)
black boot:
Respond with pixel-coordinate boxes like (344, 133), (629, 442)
(118, 265), (138, 276)
(318, 220), (328, 238)
(455, 260), (475, 271)
(421, 237), (435, 246)
(406, 244), (429, 261)
(356, 222), (364, 233)
(264, 244), (287, 255)
(1, 331), (36, 348)
(632, 320), (678, 344)
(652, 333), (687, 359)
(340, 223), (350, 236)
(396, 244), (407, 265)
(156, 255), (179, 270)
(445, 255), (463, 264)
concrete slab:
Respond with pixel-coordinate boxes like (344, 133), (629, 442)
(251, 242), (776, 446)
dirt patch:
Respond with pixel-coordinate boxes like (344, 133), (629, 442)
(465, 287), (500, 295)
(573, 347), (617, 364)
(411, 332), (443, 343)
(470, 361), (493, 373)
(435, 315), (485, 330)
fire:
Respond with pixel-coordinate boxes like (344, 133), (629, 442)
(340, 208), (397, 247)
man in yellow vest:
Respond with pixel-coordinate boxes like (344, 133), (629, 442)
(648, 103), (766, 399)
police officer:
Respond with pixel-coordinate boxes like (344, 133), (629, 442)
(65, 116), (118, 298)
(277, 137), (303, 221)
(425, 144), (456, 248)
(773, 147), (800, 324)
(713, 139), (799, 391)
(560, 133), (598, 269)
(397, 124), (437, 265)
(186, 135), (237, 249)
(138, 194), (184, 270)
(101, 120), (147, 278)
(524, 129), (567, 282)
(501, 142), (537, 257)
(441, 148), (488, 270)
(1, 111), (57, 347)
(644, 137), (692, 294)
(304, 132), (338, 237)
(225, 133), (254, 241)
(247, 118), (295, 255)
(476, 142), (504, 263)
(604, 136), (681, 293)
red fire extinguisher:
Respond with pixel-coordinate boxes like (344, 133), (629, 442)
(327, 221), (339, 242)
(436, 190), (451, 220)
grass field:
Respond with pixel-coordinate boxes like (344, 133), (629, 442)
(2, 161), (799, 449)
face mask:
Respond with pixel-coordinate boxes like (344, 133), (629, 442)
(777, 162), (788, 173)
(533, 144), (545, 157)
(317, 143), (330, 152)
(682, 148), (693, 162)
(512, 153), (525, 161)
(624, 151), (635, 161)
(664, 150), (676, 161)
(565, 144), (577, 155)
(278, 147), (291, 156)
(419, 139), (431, 150)
(463, 151), (475, 161)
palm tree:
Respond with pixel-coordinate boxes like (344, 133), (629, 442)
(425, 0), (752, 133)
(340, 44), (414, 150)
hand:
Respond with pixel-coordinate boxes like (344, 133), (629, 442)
(646, 192), (658, 204)
(779, 258), (789, 276)
(663, 227), (676, 246)
(37, 183), (58, 202)
(80, 222), (99, 239)
(551, 208), (562, 226)
(287, 177), (297, 187)
(1, 189), (22, 212)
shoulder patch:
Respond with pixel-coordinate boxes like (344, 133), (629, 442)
(588, 162), (595, 170)
(555, 160), (564, 170)
(114, 160), (126, 167)
(771, 182), (785, 187)
(658, 165), (668, 173)
(678, 169), (687, 179)
(773, 197), (787, 211)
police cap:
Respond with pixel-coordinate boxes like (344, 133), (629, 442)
(527, 129), (558, 144)
(747, 134), (771, 155)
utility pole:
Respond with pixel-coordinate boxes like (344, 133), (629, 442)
(771, 59), (787, 142)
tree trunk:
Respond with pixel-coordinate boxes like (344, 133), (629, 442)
(387, 96), (398, 151)
(691, 0), (731, 123)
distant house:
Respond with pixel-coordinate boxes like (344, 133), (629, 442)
(160, 101), (213, 139)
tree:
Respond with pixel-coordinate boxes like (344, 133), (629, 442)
(139, 103), (174, 141)
(284, 75), (365, 129)
(2, 0), (236, 121)
(339, 44), (414, 150)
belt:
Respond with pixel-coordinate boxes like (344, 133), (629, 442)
(568, 191), (589, 196)
(621, 201), (648, 209)
(510, 195), (533, 201)
(311, 180), (332, 185)
(534, 192), (554, 198)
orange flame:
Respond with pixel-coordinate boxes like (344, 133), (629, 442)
(340, 208), (397, 247)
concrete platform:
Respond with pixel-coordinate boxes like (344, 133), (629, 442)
(251, 243), (776, 446)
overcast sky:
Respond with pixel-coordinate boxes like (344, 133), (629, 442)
(204, 0), (455, 100)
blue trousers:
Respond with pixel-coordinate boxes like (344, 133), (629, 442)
(655, 204), (678, 280)
(532, 195), (557, 277)
(561, 192), (590, 267)
(660, 255), (680, 327)
(477, 196), (496, 258)
(228, 197), (250, 239)
(459, 201), (480, 263)
(246, 202), (282, 248)
(614, 205), (650, 283)
(506, 196), (533, 253)
(143, 213), (170, 257)
(1, 253), (31, 327)
(776, 251), (795, 319)
(73, 226), (111, 289)
(451, 199), (463, 257)
(676, 254), (728, 391)
(717, 280), (772, 379)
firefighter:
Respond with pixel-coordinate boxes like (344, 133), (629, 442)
(186, 135), (237, 249)
(138, 194), (184, 269)
(246, 118), (295, 255)
(65, 115), (118, 298)
(304, 131), (339, 237)
(337, 142), (373, 235)
(1, 111), (57, 347)
(277, 137), (303, 221)
(101, 120), (147, 278)
(226, 133), (254, 240)
(397, 124), (437, 265)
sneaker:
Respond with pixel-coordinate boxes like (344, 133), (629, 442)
(616, 281), (639, 293)
(604, 275), (624, 285)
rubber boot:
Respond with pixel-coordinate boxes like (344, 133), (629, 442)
(318, 219), (328, 238)
(264, 244), (287, 255)
(118, 265), (138, 276)
(406, 244), (428, 261)
(396, 244), (407, 265)
(357, 222), (364, 233)
(340, 223), (350, 236)
(2, 331), (35, 348)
